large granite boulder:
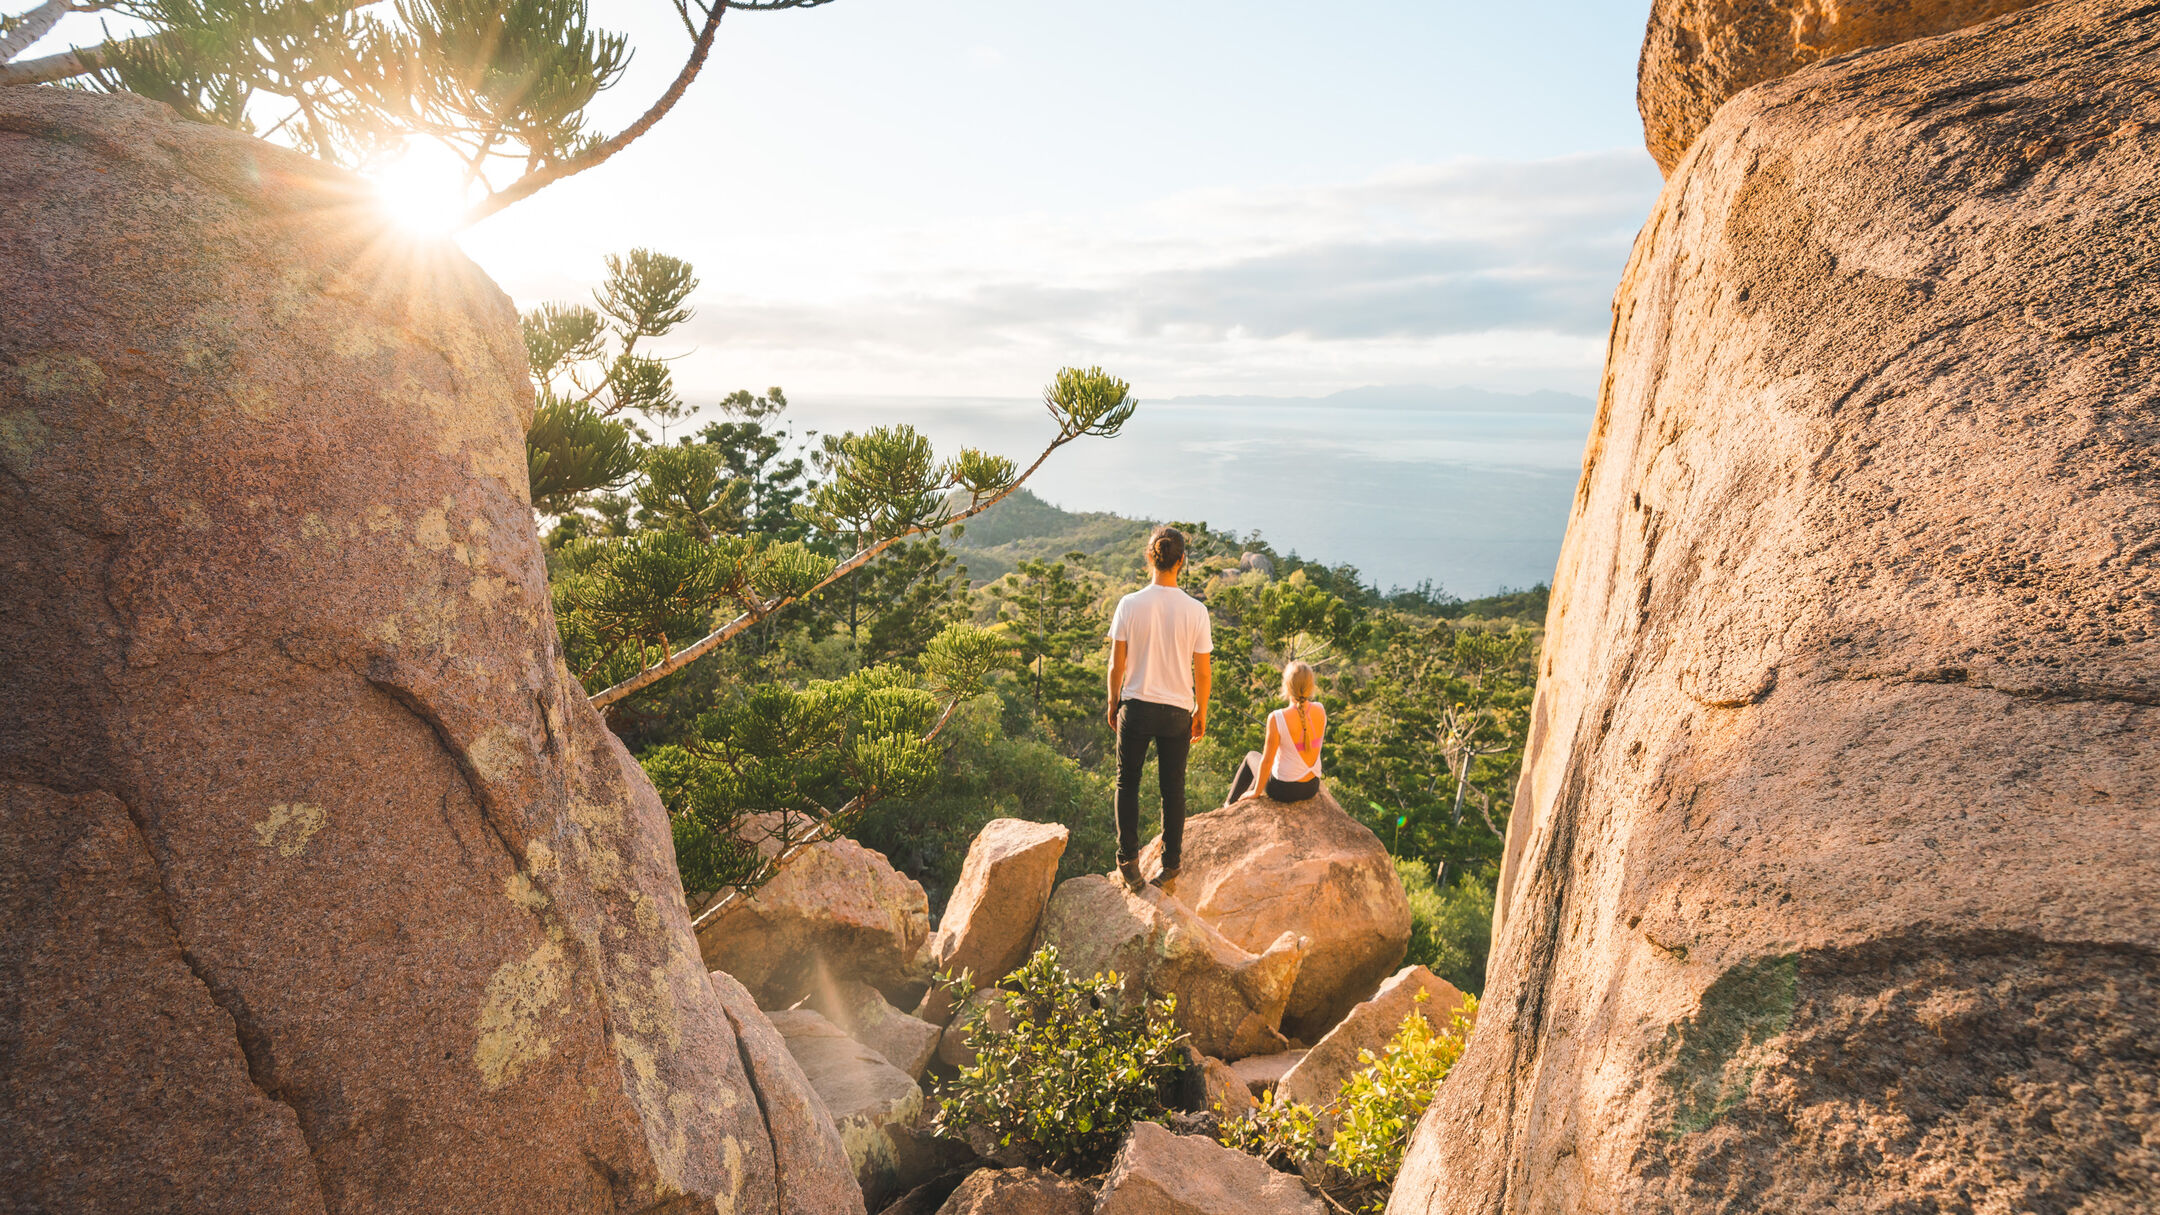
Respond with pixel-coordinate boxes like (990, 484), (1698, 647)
(918, 817), (1068, 1025)
(0, 86), (851, 1214)
(1035, 874), (1306, 1061)
(1394, 4), (2160, 1212)
(1637, 0), (2041, 174)
(697, 815), (931, 1008)
(1276, 965), (1467, 1136)
(1140, 788), (1409, 1040)
(1097, 1121), (1325, 1215)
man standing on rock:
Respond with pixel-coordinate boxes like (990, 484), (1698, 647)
(1106, 525), (1212, 895)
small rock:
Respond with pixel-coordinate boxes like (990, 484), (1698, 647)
(810, 978), (944, 1079)
(1036, 874), (1306, 1061)
(707, 973), (869, 1215)
(1175, 1048), (1258, 1117)
(1097, 1121), (1325, 1215)
(697, 813), (931, 1008)
(933, 1167), (1091, 1215)
(920, 818), (1069, 1025)
(1278, 965), (1470, 1135)
(771, 1007), (931, 1209)
(1228, 1050), (1307, 1100)
(935, 988), (1014, 1070)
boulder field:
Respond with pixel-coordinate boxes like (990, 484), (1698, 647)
(0, 87), (859, 1213)
(1393, 3), (2160, 1212)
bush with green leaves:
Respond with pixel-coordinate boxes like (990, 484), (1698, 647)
(1219, 991), (1478, 1213)
(932, 946), (1188, 1173)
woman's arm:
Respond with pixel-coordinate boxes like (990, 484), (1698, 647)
(1258, 713), (1280, 780)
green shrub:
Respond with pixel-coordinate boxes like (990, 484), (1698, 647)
(932, 946), (1188, 1172)
(1397, 859), (1494, 996)
(1219, 991), (1479, 1212)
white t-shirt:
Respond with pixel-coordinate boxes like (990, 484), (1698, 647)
(1107, 583), (1213, 712)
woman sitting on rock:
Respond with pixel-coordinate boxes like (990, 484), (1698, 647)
(1224, 660), (1325, 804)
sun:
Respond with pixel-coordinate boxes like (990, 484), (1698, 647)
(369, 141), (472, 236)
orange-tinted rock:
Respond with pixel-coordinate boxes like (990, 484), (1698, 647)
(1638, 0), (2040, 174)
(1035, 874), (1306, 1061)
(918, 818), (1067, 1025)
(707, 972), (870, 1215)
(698, 817), (931, 1009)
(1396, 4), (2160, 1211)
(1140, 788), (1409, 1041)
(1276, 965), (1467, 1135)
(1097, 1122), (1325, 1215)
(932, 1168), (1091, 1215)
(0, 87), (849, 1213)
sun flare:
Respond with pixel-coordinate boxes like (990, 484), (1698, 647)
(369, 142), (472, 236)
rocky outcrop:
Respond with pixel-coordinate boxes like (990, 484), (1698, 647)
(1637, 0), (2041, 174)
(1036, 874), (1307, 1060)
(933, 1168), (1091, 1215)
(766, 1009), (931, 1209)
(1395, 4), (2160, 1212)
(0, 86), (851, 1215)
(918, 818), (1068, 1025)
(1140, 788), (1409, 1040)
(1097, 1122), (1325, 1215)
(707, 973), (870, 1215)
(807, 978), (942, 1080)
(698, 817), (931, 1009)
(1276, 966), (1466, 1133)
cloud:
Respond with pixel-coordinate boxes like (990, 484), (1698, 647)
(519, 149), (1665, 397)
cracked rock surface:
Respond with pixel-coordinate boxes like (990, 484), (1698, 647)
(1395, 3), (2160, 1211)
(0, 87), (854, 1214)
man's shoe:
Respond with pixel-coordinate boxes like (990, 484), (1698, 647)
(1117, 860), (1147, 894)
(1154, 865), (1180, 897)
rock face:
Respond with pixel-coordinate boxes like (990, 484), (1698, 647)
(1176, 1050), (1258, 1118)
(706, 973), (869, 1215)
(0, 87), (851, 1214)
(1395, 4), (2160, 1212)
(1097, 1122), (1325, 1215)
(919, 818), (1068, 1025)
(1637, 0), (2040, 174)
(767, 1009), (927, 1209)
(933, 1168), (1091, 1215)
(698, 816), (931, 1008)
(1139, 788), (1409, 1041)
(1036, 874), (1307, 1061)
(1276, 966), (1466, 1133)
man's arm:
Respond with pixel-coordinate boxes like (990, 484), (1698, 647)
(1107, 640), (1129, 731)
(1191, 652), (1211, 740)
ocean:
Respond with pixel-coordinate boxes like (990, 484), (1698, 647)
(688, 387), (1596, 598)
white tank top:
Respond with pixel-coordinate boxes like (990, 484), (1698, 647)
(1270, 704), (1324, 781)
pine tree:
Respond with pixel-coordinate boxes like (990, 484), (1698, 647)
(2, 0), (838, 225)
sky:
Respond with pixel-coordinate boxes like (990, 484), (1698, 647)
(436, 0), (1671, 400)
(21, 0), (1666, 590)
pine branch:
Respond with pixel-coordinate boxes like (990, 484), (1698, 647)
(456, 0), (730, 226)
(588, 419), (1096, 710)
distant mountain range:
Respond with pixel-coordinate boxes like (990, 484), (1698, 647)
(1157, 385), (1596, 413)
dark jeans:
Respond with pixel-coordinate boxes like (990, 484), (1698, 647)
(1226, 750), (1320, 805)
(1115, 699), (1191, 869)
